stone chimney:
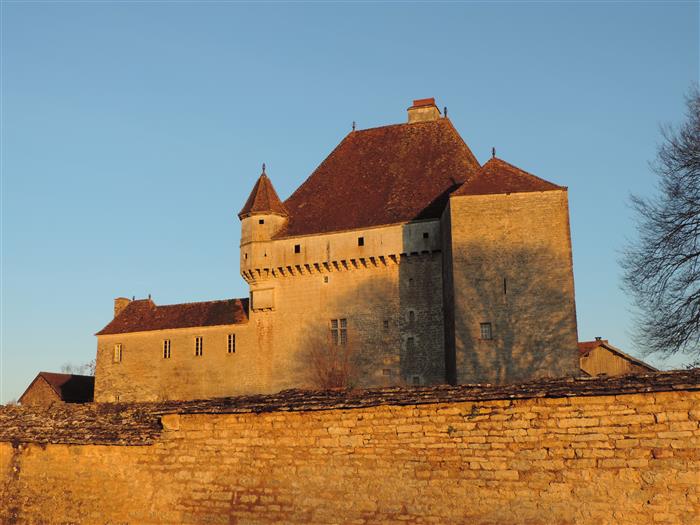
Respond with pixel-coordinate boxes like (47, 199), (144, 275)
(407, 98), (441, 123)
(114, 297), (131, 318)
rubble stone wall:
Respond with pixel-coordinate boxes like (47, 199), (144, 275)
(1, 372), (699, 525)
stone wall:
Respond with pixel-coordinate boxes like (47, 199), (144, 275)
(18, 377), (60, 407)
(444, 189), (580, 384)
(1, 371), (699, 525)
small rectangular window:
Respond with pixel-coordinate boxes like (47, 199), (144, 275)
(228, 334), (236, 354)
(163, 340), (171, 359)
(330, 318), (347, 345)
(357, 236), (364, 246)
(383, 319), (389, 330)
(480, 322), (493, 340)
(195, 336), (203, 356)
(407, 337), (415, 351)
(323, 275), (329, 283)
(258, 218), (265, 225)
(113, 343), (122, 363)
(423, 232), (429, 239)
(294, 244), (301, 253)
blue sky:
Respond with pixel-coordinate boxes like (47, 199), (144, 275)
(1, 1), (698, 403)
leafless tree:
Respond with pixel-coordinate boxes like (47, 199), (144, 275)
(60, 358), (96, 376)
(622, 87), (700, 359)
(307, 335), (359, 389)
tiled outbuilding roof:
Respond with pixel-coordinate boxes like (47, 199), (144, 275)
(452, 157), (563, 197)
(19, 372), (94, 404)
(278, 118), (480, 237)
(96, 298), (249, 335)
(238, 171), (287, 218)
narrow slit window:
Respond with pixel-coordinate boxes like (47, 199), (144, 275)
(113, 343), (122, 363)
(228, 334), (236, 354)
(357, 236), (364, 246)
(195, 336), (203, 356)
(503, 278), (507, 295)
(480, 323), (493, 340)
(163, 340), (171, 359)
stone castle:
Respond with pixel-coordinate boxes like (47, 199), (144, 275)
(94, 98), (579, 402)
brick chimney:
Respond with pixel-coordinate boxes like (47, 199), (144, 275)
(407, 98), (441, 123)
(114, 297), (131, 318)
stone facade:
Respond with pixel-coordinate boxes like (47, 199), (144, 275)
(2, 371), (699, 524)
(94, 98), (580, 402)
(17, 376), (60, 407)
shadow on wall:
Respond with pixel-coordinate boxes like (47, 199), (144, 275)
(290, 261), (446, 390)
(450, 244), (579, 385)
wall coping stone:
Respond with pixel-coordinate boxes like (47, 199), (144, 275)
(2, 369), (698, 446)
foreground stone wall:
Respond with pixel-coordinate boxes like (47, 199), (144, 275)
(1, 371), (699, 525)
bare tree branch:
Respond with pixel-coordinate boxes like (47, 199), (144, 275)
(622, 86), (700, 358)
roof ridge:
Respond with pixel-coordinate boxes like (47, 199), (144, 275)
(156, 298), (245, 308)
(485, 156), (565, 188)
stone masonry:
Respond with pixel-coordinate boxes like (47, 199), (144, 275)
(2, 370), (699, 524)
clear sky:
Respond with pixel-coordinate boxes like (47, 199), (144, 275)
(1, 1), (698, 403)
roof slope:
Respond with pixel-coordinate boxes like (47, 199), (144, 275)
(578, 340), (657, 371)
(279, 118), (480, 237)
(97, 298), (249, 335)
(20, 372), (94, 404)
(238, 172), (287, 218)
(452, 157), (563, 197)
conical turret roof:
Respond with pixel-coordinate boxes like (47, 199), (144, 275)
(238, 166), (288, 219)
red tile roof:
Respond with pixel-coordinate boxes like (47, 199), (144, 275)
(409, 97), (437, 108)
(278, 118), (480, 237)
(452, 157), (563, 197)
(238, 172), (287, 219)
(578, 339), (609, 355)
(20, 372), (94, 404)
(96, 298), (249, 335)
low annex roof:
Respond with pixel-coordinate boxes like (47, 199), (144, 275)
(452, 157), (563, 197)
(278, 118), (481, 237)
(96, 298), (249, 335)
(19, 372), (94, 404)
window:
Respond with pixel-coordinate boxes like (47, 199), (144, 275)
(503, 278), (507, 295)
(228, 334), (236, 354)
(244, 253), (248, 260)
(480, 322), (493, 340)
(163, 340), (171, 359)
(258, 218), (265, 225)
(323, 276), (329, 283)
(357, 236), (364, 246)
(407, 337), (415, 352)
(383, 319), (389, 330)
(408, 310), (416, 324)
(330, 318), (347, 345)
(113, 343), (122, 363)
(195, 336), (203, 356)
(423, 232), (429, 239)
(294, 244), (301, 254)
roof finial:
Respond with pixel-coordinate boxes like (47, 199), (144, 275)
(352, 121), (356, 131)
(262, 162), (266, 175)
(444, 106), (448, 118)
(148, 293), (151, 300)
(492, 147), (496, 158)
